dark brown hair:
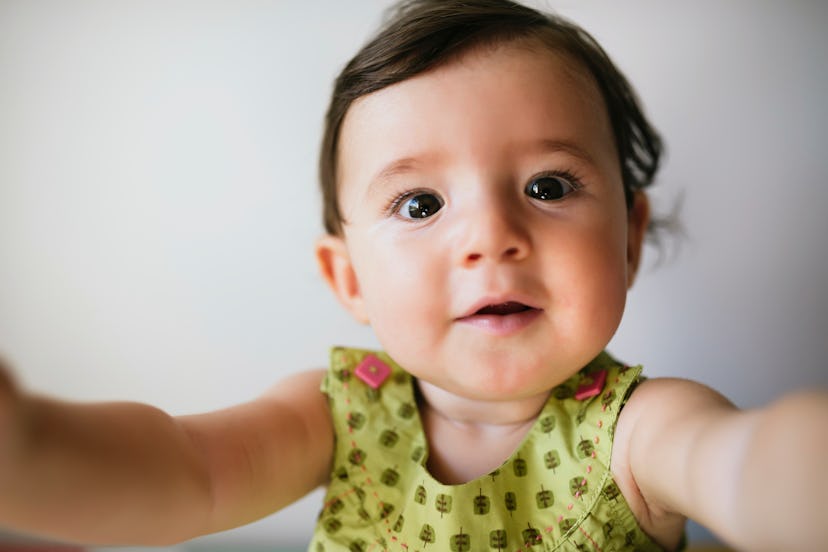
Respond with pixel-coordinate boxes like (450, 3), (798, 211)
(319, 0), (662, 236)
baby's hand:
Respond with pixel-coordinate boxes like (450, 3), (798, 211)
(0, 356), (19, 433)
(0, 356), (20, 476)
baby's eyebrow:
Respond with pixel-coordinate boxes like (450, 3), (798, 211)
(365, 156), (431, 198)
(519, 138), (597, 166)
(373, 157), (421, 184)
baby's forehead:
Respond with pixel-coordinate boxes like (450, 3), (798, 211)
(340, 39), (607, 150)
(464, 37), (602, 91)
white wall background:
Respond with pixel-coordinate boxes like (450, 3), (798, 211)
(1, 0), (826, 549)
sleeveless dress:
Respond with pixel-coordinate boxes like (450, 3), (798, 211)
(309, 347), (679, 551)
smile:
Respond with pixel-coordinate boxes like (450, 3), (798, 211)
(457, 301), (542, 336)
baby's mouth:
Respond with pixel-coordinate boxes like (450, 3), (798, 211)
(458, 301), (543, 336)
(474, 301), (534, 316)
(458, 301), (542, 335)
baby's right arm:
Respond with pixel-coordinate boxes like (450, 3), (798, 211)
(0, 358), (332, 546)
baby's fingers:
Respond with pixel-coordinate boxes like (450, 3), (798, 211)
(0, 354), (17, 405)
(0, 355), (22, 467)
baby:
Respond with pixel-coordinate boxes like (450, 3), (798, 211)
(1, 1), (826, 551)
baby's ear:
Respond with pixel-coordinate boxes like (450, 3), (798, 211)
(315, 235), (369, 324)
(626, 191), (650, 288)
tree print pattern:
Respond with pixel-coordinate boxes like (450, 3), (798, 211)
(535, 485), (553, 509)
(450, 528), (471, 552)
(435, 493), (453, 517)
(473, 489), (491, 515)
(419, 524), (435, 546)
(489, 529), (508, 550)
(544, 449), (561, 472)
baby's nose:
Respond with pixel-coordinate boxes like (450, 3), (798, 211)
(458, 209), (530, 267)
(465, 246), (522, 264)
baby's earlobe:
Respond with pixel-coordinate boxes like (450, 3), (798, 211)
(315, 235), (369, 324)
(625, 191), (650, 288)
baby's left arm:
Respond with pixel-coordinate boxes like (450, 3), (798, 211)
(612, 377), (828, 552)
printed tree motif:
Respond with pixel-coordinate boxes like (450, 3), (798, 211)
(351, 486), (366, 501)
(535, 485), (554, 509)
(624, 530), (637, 546)
(334, 466), (349, 481)
(348, 448), (367, 466)
(315, 541), (325, 552)
(379, 429), (399, 448)
(419, 524), (436, 547)
(504, 491), (518, 516)
(488, 468), (501, 481)
(397, 402), (416, 419)
(522, 524), (541, 547)
(539, 415), (556, 434)
(323, 517), (342, 534)
(393, 514), (405, 532)
(602, 481), (621, 502)
(553, 383), (574, 400)
(512, 454), (528, 477)
(450, 528), (471, 552)
(357, 507), (370, 521)
(411, 446), (425, 463)
(414, 484), (427, 505)
(348, 539), (366, 552)
(328, 498), (345, 515)
(576, 439), (594, 459)
(559, 518), (576, 534)
(364, 387), (381, 403)
(569, 476), (588, 497)
(602, 520), (614, 539)
(489, 529), (508, 551)
(381, 467), (400, 487)
(544, 450), (561, 472)
(334, 368), (351, 382)
(575, 406), (587, 425)
(435, 493), (453, 517)
(473, 489), (491, 515)
(601, 389), (616, 409)
(347, 411), (366, 431)
(378, 502), (395, 519)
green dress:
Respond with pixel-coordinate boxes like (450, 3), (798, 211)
(309, 347), (676, 551)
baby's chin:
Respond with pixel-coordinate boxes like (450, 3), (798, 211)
(411, 354), (582, 403)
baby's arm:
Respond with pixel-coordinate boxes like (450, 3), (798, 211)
(0, 359), (331, 545)
(612, 377), (828, 551)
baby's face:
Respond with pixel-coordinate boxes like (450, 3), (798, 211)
(326, 42), (647, 400)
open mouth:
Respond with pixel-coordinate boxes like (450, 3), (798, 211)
(459, 300), (541, 335)
(474, 301), (535, 316)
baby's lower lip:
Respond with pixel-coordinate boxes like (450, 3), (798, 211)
(457, 308), (542, 336)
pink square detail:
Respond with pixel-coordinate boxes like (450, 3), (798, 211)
(354, 355), (391, 389)
(574, 369), (607, 400)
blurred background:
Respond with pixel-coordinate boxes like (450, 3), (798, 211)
(1, 0), (826, 550)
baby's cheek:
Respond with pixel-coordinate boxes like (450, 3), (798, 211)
(558, 250), (627, 339)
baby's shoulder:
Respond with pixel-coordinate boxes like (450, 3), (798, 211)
(611, 376), (733, 472)
(610, 377), (733, 549)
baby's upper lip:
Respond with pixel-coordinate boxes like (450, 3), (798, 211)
(457, 295), (542, 319)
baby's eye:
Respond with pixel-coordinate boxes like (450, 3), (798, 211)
(524, 174), (578, 201)
(397, 192), (444, 219)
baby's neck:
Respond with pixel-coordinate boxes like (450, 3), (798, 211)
(415, 380), (549, 484)
(416, 379), (549, 427)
